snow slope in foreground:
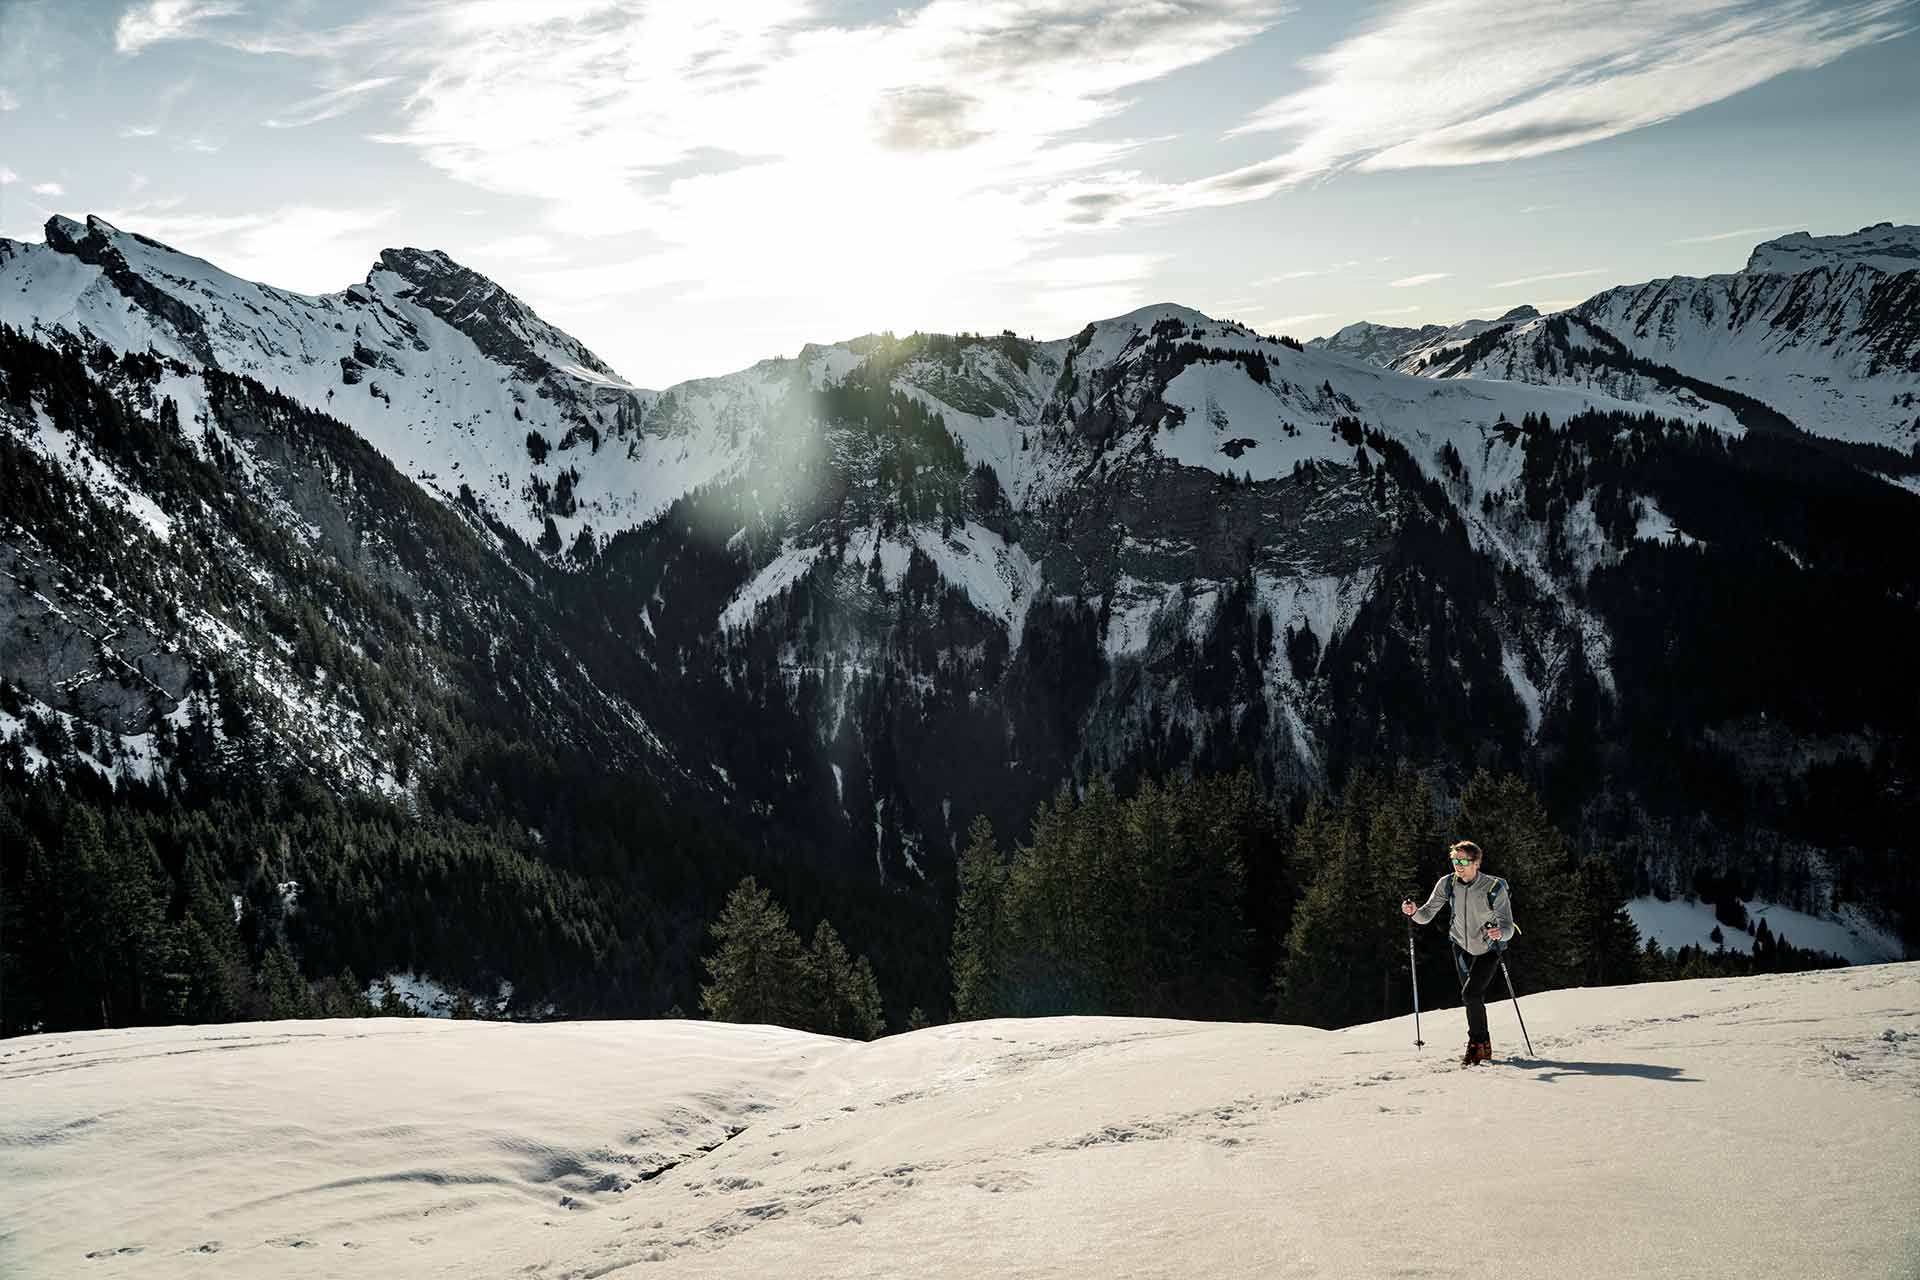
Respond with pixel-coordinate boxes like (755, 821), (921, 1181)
(3, 965), (1915, 1279)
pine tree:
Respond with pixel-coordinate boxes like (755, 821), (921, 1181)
(805, 919), (868, 1038)
(1274, 793), (1367, 1028)
(58, 806), (117, 1028)
(101, 815), (176, 1025)
(1569, 857), (1642, 986)
(951, 816), (1006, 1020)
(0, 816), (55, 1035)
(1458, 771), (1582, 992)
(700, 877), (810, 1027)
(999, 787), (1101, 1015)
(846, 955), (885, 1040)
(259, 944), (314, 1020)
(1271, 772), (1443, 1028)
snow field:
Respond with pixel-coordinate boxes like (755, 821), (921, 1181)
(1625, 897), (1907, 966)
(720, 521), (1039, 639)
(4, 964), (1915, 1278)
(0, 691), (169, 787)
(718, 540), (822, 630)
(22, 405), (174, 542)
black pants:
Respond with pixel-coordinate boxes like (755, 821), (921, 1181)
(1455, 946), (1503, 1044)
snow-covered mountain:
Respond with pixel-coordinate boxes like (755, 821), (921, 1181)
(4, 215), (1915, 1020)
(0, 216), (674, 554)
(1308, 304), (1539, 371)
(5, 964), (1914, 1277)
(1322, 223), (1920, 452)
(1746, 220), (1920, 275)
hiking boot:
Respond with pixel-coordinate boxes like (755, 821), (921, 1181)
(1473, 1041), (1493, 1064)
(1461, 1041), (1480, 1067)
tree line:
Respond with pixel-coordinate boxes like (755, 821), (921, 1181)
(691, 765), (1857, 1042)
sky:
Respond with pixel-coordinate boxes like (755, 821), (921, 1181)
(0, 0), (1916, 389)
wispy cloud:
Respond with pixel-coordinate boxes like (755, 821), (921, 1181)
(0, 87), (19, 111)
(1256, 261), (1360, 283)
(117, 77), (195, 141)
(1224, 0), (1912, 188)
(1488, 267), (1611, 288)
(116, 1), (243, 56)
(1368, 305), (1426, 315)
(1672, 223), (1800, 244)
(31, 182), (65, 197)
(0, 168), (17, 186)
(1263, 311), (1335, 325)
(264, 76), (398, 129)
(1389, 271), (1450, 288)
(177, 0), (1286, 327)
(1044, 0), (1916, 223)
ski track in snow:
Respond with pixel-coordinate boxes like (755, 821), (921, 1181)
(3, 964), (1915, 1278)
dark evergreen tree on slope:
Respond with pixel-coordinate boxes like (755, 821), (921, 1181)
(951, 816), (1007, 1021)
(699, 877), (887, 1039)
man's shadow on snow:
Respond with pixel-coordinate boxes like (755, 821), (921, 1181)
(1500, 1057), (1698, 1083)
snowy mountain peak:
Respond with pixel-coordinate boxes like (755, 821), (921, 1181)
(41, 213), (141, 251)
(1095, 302), (1225, 334)
(375, 245), (461, 279)
(1497, 304), (1541, 322)
(44, 212), (211, 272)
(42, 213), (91, 245)
(0, 213), (659, 556)
(367, 245), (625, 384)
(1326, 319), (1432, 343)
(1745, 221), (1920, 276)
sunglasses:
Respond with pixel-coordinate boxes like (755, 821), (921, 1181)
(1449, 857), (1477, 867)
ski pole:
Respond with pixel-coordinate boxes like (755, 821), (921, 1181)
(1497, 955), (1533, 1056)
(1404, 905), (1424, 1051)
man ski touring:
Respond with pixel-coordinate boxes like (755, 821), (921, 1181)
(1402, 841), (1518, 1066)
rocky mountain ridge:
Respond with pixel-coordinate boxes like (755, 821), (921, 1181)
(3, 217), (1915, 1021)
(1317, 223), (1920, 453)
(1, 216), (655, 555)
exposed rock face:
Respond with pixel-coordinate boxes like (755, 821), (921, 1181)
(1746, 221), (1920, 275)
(373, 247), (619, 384)
(42, 215), (217, 364)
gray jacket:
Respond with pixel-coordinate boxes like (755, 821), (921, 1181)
(1412, 871), (1518, 958)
